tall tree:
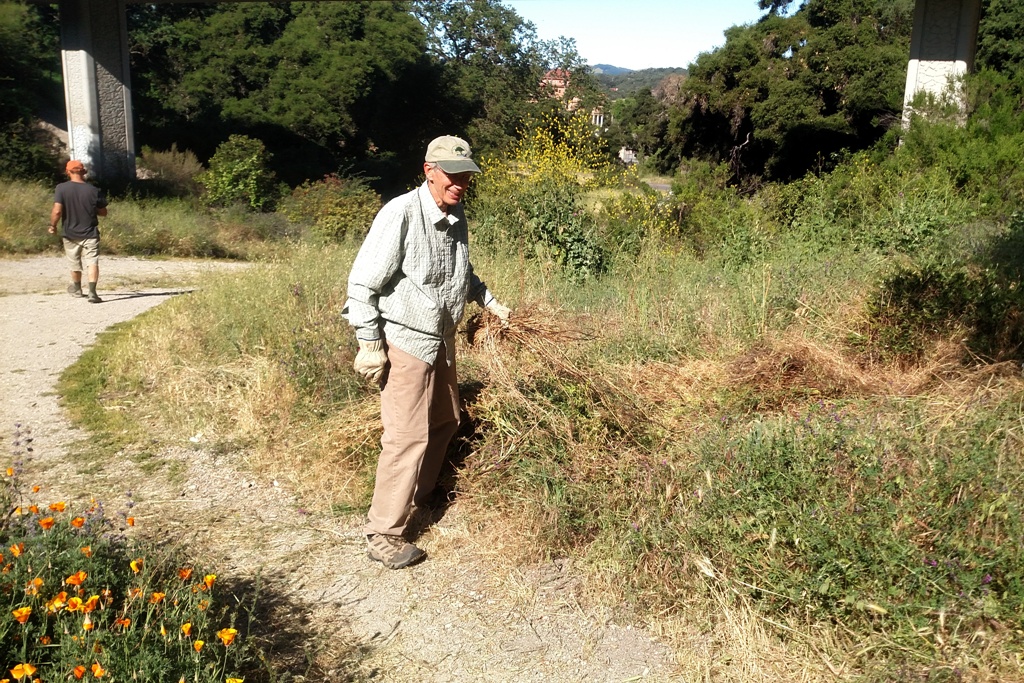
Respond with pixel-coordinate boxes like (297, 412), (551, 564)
(0, 2), (60, 180)
(976, 0), (1024, 73)
(662, 0), (914, 181)
(128, 2), (434, 186)
(412, 0), (542, 153)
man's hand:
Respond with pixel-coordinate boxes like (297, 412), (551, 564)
(47, 224), (56, 235)
(353, 339), (388, 384)
(485, 301), (511, 326)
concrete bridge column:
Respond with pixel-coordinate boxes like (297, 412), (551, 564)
(59, 0), (135, 182)
(903, 0), (983, 124)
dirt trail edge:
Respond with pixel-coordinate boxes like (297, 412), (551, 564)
(0, 255), (677, 682)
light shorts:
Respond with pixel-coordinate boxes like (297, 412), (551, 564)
(63, 237), (100, 270)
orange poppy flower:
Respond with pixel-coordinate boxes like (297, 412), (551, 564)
(90, 662), (105, 678)
(100, 588), (112, 602)
(46, 592), (68, 612)
(197, 600), (209, 611)
(5, 467), (13, 476)
(82, 595), (99, 612)
(178, 567), (193, 581)
(83, 613), (94, 631)
(128, 587), (142, 599)
(72, 665), (86, 680)
(66, 597), (83, 612)
(65, 570), (87, 586)
(149, 592), (165, 604)
(193, 640), (204, 652)
(27, 506), (38, 515)
(181, 622), (192, 636)
(9, 543), (23, 557)
(24, 577), (43, 596)
(30, 486), (39, 493)
(12, 607), (31, 624)
(126, 517), (135, 527)
(80, 546), (92, 558)
(217, 628), (238, 646)
(71, 517), (85, 528)
(9, 663), (36, 679)
(130, 558), (143, 574)
(48, 502), (66, 512)
(38, 636), (50, 645)
(113, 617), (131, 629)
(202, 574), (216, 590)
(227, 679), (244, 683)
(37, 518), (54, 531)
(160, 622), (167, 637)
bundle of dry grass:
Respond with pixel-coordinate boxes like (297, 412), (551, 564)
(465, 301), (591, 349)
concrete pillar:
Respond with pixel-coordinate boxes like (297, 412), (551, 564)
(903, 0), (982, 124)
(59, 0), (135, 183)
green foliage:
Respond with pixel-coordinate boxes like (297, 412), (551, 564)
(898, 68), (1024, 215)
(686, 401), (1024, 632)
(865, 241), (1024, 364)
(661, 0), (914, 181)
(0, 3), (60, 181)
(977, 0), (1024, 72)
(789, 152), (973, 254)
(197, 135), (278, 212)
(280, 174), (381, 242)
(0, 443), (253, 681)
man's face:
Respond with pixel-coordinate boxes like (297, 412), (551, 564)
(425, 163), (473, 209)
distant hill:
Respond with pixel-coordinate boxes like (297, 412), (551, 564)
(591, 64), (633, 76)
(595, 67), (687, 100)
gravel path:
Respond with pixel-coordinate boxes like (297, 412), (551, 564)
(0, 255), (678, 682)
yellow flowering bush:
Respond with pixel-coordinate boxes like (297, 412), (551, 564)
(472, 111), (614, 279)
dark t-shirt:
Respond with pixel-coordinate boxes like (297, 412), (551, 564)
(54, 181), (107, 240)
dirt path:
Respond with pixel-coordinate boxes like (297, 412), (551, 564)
(0, 255), (677, 682)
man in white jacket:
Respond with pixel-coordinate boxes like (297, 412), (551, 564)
(343, 135), (511, 569)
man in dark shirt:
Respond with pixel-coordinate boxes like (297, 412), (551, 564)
(48, 160), (108, 303)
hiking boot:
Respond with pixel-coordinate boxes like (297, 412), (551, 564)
(67, 283), (85, 298)
(87, 292), (102, 304)
(366, 534), (425, 569)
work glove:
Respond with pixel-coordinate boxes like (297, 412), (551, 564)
(485, 300), (511, 326)
(353, 339), (387, 384)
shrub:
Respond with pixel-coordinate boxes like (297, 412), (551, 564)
(197, 135), (278, 212)
(473, 112), (611, 279)
(280, 174), (381, 242)
(137, 144), (203, 198)
(594, 185), (678, 261)
(864, 257), (1024, 363)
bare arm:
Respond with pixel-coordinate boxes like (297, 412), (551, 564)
(48, 203), (62, 234)
(96, 207), (107, 217)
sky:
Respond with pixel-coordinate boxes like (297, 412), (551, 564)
(503, 0), (768, 71)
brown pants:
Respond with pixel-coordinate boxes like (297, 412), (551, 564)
(365, 343), (459, 537)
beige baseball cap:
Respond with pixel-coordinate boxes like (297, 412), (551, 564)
(425, 135), (481, 174)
